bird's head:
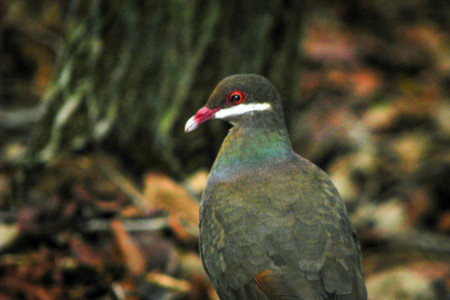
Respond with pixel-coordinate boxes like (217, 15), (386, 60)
(185, 74), (283, 132)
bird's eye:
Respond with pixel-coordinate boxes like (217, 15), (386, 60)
(227, 90), (246, 105)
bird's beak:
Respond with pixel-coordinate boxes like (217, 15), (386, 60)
(185, 107), (217, 133)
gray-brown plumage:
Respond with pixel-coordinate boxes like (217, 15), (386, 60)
(185, 74), (367, 300)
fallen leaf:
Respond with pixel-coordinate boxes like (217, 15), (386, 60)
(0, 224), (19, 251)
(145, 272), (191, 293)
(348, 67), (383, 98)
(69, 236), (104, 268)
(111, 219), (146, 277)
(183, 169), (209, 196)
(143, 172), (199, 228)
(366, 267), (437, 300)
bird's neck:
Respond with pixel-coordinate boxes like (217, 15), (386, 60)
(210, 124), (294, 177)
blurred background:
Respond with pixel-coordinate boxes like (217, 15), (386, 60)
(0, 0), (448, 299)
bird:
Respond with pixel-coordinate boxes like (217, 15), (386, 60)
(185, 74), (367, 300)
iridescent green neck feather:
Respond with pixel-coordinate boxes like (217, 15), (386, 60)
(211, 123), (294, 178)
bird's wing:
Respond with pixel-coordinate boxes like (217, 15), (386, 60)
(247, 157), (366, 299)
(200, 157), (366, 299)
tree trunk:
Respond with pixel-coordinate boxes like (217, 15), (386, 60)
(28, 0), (305, 175)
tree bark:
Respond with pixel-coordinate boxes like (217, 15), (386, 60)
(27, 0), (305, 174)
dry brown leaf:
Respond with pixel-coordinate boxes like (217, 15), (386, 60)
(208, 285), (221, 300)
(145, 272), (191, 293)
(0, 276), (55, 300)
(69, 236), (104, 268)
(298, 71), (322, 98)
(437, 212), (450, 233)
(361, 103), (398, 131)
(402, 23), (450, 73)
(391, 132), (430, 174)
(411, 261), (450, 282)
(143, 172), (199, 226)
(366, 266), (437, 300)
(407, 187), (432, 227)
(111, 219), (146, 277)
(348, 68), (382, 98)
(184, 169), (209, 195)
(302, 19), (358, 63)
(167, 214), (198, 244)
(372, 199), (411, 238)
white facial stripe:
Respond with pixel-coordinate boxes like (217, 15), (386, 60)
(214, 103), (272, 119)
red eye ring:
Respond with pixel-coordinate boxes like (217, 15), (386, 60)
(227, 90), (246, 105)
